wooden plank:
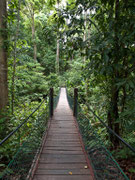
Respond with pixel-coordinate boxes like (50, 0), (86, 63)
(37, 163), (88, 169)
(46, 138), (80, 142)
(47, 137), (79, 140)
(47, 131), (78, 134)
(54, 112), (72, 114)
(50, 125), (76, 127)
(53, 114), (73, 116)
(51, 123), (75, 125)
(41, 150), (83, 155)
(35, 169), (90, 175)
(47, 134), (79, 139)
(40, 154), (85, 158)
(49, 130), (78, 133)
(50, 122), (75, 125)
(49, 123), (74, 126)
(51, 121), (75, 124)
(39, 154), (86, 163)
(52, 117), (74, 120)
(49, 128), (78, 134)
(52, 120), (74, 123)
(43, 146), (82, 151)
(49, 129), (77, 132)
(45, 141), (81, 147)
(50, 124), (76, 128)
(49, 127), (77, 130)
(33, 175), (93, 180)
(54, 111), (72, 113)
(49, 129), (78, 132)
(46, 139), (79, 142)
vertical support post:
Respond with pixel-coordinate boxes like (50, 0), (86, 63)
(49, 88), (53, 117)
(73, 88), (78, 117)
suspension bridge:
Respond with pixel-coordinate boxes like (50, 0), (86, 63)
(0, 87), (134, 179)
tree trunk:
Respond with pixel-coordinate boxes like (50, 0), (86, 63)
(107, 80), (119, 147)
(0, 0), (8, 111)
(56, 0), (60, 74)
(56, 36), (59, 73)
(83, 11), (89, 100)
(31, 9), (37, 61)
(83, 11), (87, 62)
(107, 0), (120, 147)
(113, 0), (120, 146)
(24, 1), (37, 61)
(11, 0), (20, 114)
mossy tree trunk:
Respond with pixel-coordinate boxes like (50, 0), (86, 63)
(0, 0), (8, 111)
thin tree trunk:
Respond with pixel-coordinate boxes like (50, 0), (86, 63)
(113, 0), (120, 146)
(107, 0), (120, 147)
(0, 0), (8, 139)
(83, 11), (87, 62)
(71, 45), (74, 61)
(11, 0), (20, 114)
(56, 36), (59, 73)
(0, 0), (8, 111)
(83, 11), (89, 99)
(31, 8), (37, 61)
(121, 57), (127, 113)
(23, 1), (37, 61)
(56, 0), (60, 74)
(107, 81), (119, 147)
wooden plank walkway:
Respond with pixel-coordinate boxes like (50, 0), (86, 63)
(32, 88), (94, 180)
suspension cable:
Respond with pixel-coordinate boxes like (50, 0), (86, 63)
(0, 96), (47, 146)
(78, 94), (135, 153)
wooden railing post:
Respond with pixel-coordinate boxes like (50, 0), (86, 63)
(73, 88), (78, 117)
(49, 88), (53, 117)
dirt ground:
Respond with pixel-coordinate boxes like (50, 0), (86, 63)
(118, 159), (135, 180)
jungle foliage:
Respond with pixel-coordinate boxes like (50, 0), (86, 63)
(0, 0), (135, 178)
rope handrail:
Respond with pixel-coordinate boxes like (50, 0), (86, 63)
(0, 95), (48, 146)
(65, 89), (130, 179)
(78, 95), (135, 154)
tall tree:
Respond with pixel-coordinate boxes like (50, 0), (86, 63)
(11, 0), (21, 114)
(56, 0), (60, 74)
(107, 0), (120, 146)
(22, 0), (39, 61)
(0, 0), (8, 111)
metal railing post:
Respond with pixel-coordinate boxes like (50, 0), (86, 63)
(73, 88), (78, 117)
(49, 88), (53, 117)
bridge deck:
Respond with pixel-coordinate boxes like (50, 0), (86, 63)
(32, 88), (94, 180)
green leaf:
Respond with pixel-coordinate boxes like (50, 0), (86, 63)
(0, 164), (5, 167)
(129, 168), (135, 173)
